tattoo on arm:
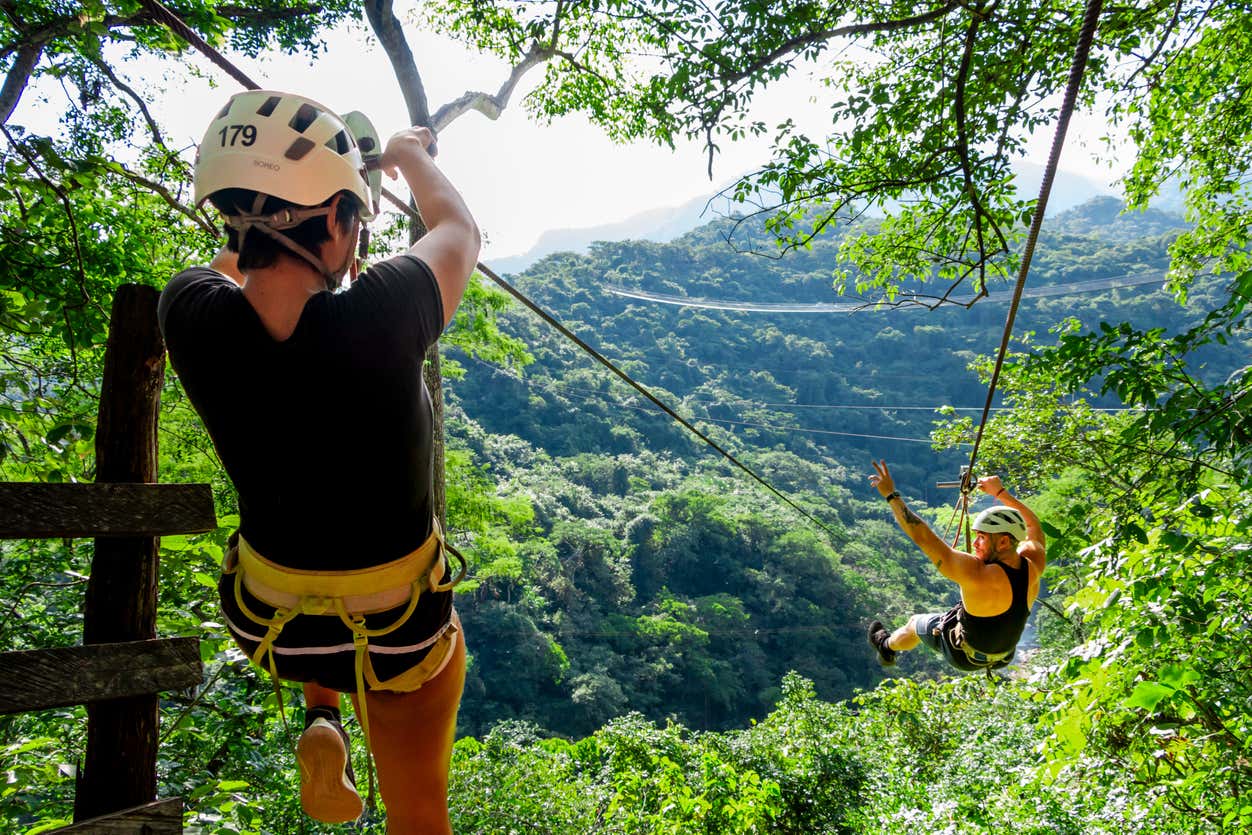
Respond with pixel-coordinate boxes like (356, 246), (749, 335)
(894, 501), (942, 568)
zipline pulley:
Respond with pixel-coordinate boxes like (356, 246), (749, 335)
(937, 466), (975, 552)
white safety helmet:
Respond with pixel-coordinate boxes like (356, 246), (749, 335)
(972, 506), (1028, 542)
(193, 90), (380, 220)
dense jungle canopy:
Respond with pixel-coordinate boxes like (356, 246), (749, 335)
(1, 1), (1250, 833)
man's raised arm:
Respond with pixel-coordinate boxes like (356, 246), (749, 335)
(978, 475), (1047, 571)
(870, 460), (978, 583)
(379, 126), (480, 329)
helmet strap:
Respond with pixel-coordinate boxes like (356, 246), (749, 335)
(224, 193), (343, 285)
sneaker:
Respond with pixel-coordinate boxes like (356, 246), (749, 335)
(867, 620), (897, 666)
(296, 706), (363, 823)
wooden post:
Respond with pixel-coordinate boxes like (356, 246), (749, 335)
(75, 285), (166, 821)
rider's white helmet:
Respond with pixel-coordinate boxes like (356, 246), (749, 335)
(972, 506), (1028, 542)
(193, 90), (380, 219)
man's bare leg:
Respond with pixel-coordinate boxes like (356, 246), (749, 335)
(305, 682), (341, 710)
(358, 632), (467, 834)
(888, 616), (923, 652)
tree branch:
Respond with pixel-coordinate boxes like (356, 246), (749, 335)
(716, 0), (965, 90)
(0, 42), (41, 125)
(430, 44), (553, 132)
(213, 3), (326, 23)
(0, 3), (327, 62)
(113, 165), (219, 236)
(1, 125), (93, 315)
(952, 12), (991, 292)
(1122, 0), (1187, 89)
(363, 0), (430, 126)
(83, 52), (166, 146)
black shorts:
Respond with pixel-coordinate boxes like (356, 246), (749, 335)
(916, 609), (1014, 673)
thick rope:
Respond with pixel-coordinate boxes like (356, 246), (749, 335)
(137, 0), (261, 91)
(964, 0), (1105, 486)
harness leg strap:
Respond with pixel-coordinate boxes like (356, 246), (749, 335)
(235, 570), (301, 731)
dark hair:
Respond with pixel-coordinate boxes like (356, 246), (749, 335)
(210, 188), (360, 271)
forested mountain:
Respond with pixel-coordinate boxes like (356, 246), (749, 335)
(459, 196), (1203, 500)
(489, 160), (1120, 274)
(438, 197), (1243, 740)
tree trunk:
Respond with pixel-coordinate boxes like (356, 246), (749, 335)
(414, 216), (447, 530)
(366, 0), (446, 530)
(76, 284), (165, 821)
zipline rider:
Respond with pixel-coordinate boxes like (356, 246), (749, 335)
(158, 90), (480, 832)
(866, 461), (1046, 672)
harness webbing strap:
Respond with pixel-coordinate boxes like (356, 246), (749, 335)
(229, 521), (465, 804)
(223, 196), (338, 282)
(237, 530), (443, 600)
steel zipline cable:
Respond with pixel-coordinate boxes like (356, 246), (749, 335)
(605, 269), (1169, 312)
(136, 0), (1104, 532)
(962, 0), (1105, 491)
(473, 263), (844, 537)
(135, 0), (842, 541)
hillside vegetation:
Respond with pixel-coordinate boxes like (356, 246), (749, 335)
(447, 200), (1249, 834)
(3, 193), (1249, 832)
(4, 0), (1251, 829)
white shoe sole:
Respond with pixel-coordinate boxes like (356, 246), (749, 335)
(296, 719), (363, 823)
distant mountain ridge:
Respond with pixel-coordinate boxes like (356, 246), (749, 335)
(490, 190), (722, 274)
(489, 162), (1126, 274)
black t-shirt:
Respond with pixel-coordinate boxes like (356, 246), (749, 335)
(159, 254), (444, 572)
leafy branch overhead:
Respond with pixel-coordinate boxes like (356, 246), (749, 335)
(444, 1), (1250, 305)
(4, 0), (1251, 324)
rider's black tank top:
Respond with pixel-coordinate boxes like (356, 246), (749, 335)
(960, 559), (1032, 654)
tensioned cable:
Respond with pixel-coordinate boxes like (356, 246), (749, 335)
(691, 401), (1146, 412)
(137, 0), (261, 91)
(697, 415), (945, 445)
(471, 263), (843, 537)
(460, 350), (1151, 414)
(464, 356), (942, 443)
(964, 0), (1105, 488)
(136, 0), (841, 541)
(605, 269), (1168, 313)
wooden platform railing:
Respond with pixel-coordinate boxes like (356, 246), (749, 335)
(0, 285), (216, 833)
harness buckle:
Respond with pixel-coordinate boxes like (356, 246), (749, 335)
(300, 595), (333, 616)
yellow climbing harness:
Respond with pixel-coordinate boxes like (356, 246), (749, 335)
(942, 611), (1015, 668)
(937, 469), (1013, 678)
(224, 519), (467, 785)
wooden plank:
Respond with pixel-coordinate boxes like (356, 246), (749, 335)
(0, 638), (201, 715)
(0, 482), (216, 538)
(52, 798), (183, 834)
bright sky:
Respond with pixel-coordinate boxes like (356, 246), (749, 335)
(135, 20), (827, 260)
(16, 10), (1125, 261)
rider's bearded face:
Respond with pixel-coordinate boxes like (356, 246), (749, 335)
(971, 533), (1011, 565)
(974, 531), (1009, 562)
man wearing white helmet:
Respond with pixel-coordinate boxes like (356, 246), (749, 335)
(865, 460), (1047, 672)
(158, 90), (480, 832)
